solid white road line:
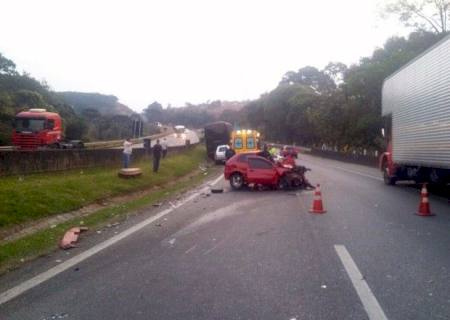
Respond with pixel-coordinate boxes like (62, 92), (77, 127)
(0, 174), (224, 306)
(334, 245), (388, 320)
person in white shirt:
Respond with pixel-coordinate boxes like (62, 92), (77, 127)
(123, 138), (132, 168)
(161, 138), (168, 158)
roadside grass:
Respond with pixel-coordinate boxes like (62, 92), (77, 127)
(0, 170), (212, 274)
(0, 145), (206, 228)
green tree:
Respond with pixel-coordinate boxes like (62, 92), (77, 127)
(383, 0), (449, 34)
(0, 53), (17, 75)
(279, 66), (336, 94)
(143, 101), (164, 123)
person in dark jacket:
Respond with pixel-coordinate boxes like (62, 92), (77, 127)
(225, 143), (236, 161)
(152, 139), (163, 172)
(257, 144), (273, 162)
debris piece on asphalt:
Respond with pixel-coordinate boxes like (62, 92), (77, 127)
(153, 202), (163, 207)
(321, 285), (327, 289)
(42, 313), (69, 320)
(211, 188), (223, 194)
(155, 223), (163, 227)
(59, 227), (88, 249)
(74, 267), (80, 272)
(96, 230), (102, 234)
(55, 259), (62, 263)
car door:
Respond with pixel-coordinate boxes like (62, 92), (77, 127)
(247, 157), (277, 184)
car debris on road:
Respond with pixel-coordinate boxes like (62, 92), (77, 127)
(59, 227), (88, 249)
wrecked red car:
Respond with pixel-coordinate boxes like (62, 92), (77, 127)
(224, 153), (301, 190)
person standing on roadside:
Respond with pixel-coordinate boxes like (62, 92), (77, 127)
(161, 137), (168, 158)
(225, 143), (236, 161)
(123, 138), (132, 168)
(152, 139), (163, 172)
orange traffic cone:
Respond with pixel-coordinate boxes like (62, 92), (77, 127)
(309, 184), (327, 214)
(416, 183), (435, 217)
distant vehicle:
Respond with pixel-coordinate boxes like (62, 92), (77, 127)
(214, 144), (229, 164)
(12, 108), (83, 150)
(231, 129), (261, 154)
(380, 34), (450, 185)
(204, 121), (233, 160)
(281, 145), (298, 158)
(224, 153), (291, 190)
(174, 125), (186, 138)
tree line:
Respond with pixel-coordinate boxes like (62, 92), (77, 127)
(143, 30), (447, 151)
(143, 0), (449, 151)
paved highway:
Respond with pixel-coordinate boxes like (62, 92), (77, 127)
(132, 129), (200, 149)
(1, 153), (449, 319)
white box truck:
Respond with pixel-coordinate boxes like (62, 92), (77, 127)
(380, 34), (450, 185)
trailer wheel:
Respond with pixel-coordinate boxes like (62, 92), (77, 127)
(230, 173), (244, 190)
(383, 165), (396, 185)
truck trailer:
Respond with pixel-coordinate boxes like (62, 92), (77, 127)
(380, 34), (450, 185)
(204, 121), (232, 160)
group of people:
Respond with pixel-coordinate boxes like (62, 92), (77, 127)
(223, 143), (282, 163)
(122, 137), (168, 172)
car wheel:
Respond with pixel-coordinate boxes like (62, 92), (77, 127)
(230, 173), (244, 190)
(278, 175), (290, 190)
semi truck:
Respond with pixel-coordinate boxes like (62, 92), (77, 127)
(380, 34), (450, 185)
(12, 108), (83, 149)
(204, 121), (232, 160)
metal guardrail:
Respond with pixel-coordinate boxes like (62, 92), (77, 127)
(0, 127), (173, 151)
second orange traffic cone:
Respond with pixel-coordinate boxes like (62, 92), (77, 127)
(416, 183), (435, 217)
(309, 184), (327, 214)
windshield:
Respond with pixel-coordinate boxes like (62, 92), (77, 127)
(14, 118), (46, 132)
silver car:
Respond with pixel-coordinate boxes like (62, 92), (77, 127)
(214, 144), (229, 164)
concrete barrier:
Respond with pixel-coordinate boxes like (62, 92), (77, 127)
(0, 145), (194, 176)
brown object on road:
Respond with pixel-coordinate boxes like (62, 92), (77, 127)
(59, 227), (89, 249)
(118, 168), (143, 178)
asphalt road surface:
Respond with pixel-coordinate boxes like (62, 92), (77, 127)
(1, 153), (449, 320)
(132, 129), (200, 149)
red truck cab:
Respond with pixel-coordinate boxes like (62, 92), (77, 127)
(12, 109), (63, 149)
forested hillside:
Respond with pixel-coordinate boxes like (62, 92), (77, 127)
(142, 100), (246, 127)
(0, 54), (148, 145)
(59, 92), (134, 116)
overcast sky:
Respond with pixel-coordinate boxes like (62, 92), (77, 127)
(0, 0), (406, 111)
